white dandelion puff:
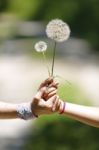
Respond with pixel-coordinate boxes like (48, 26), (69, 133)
(34, 41), (47, 52)
(34, 41), (50, 76)
(46, 19), (70, 42)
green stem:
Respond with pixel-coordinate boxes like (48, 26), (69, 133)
(42, 51), (50, 77)
(51, 41), (57, 77)
(54, 75), (71, 86)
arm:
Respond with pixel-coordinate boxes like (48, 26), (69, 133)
(0, 94), (59, 120)
(0, 102), (18, 119)
(0, 78), (58, 119)
(59, 101), (99, 128)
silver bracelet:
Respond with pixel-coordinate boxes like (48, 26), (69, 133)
(16, 102), (37, 120)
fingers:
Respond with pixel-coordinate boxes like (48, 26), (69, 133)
(46, 90), (57, 99)
(33, 88), (46, 106)
(49, 95), (57, 104)
(52, 96), (61, 112)
(55, 99), (61, 112)
(38, 78), (59, 101)
(46, 95), (61, 113)
(38, 78), (53, 90)
(46, 87), (57, 95)
(48, 82), (59, 89)
(34, 87), (46, 101)
(43, 87), (57, 100)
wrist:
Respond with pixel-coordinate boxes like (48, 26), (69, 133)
(16, 102), (38, 120)
(31, 102), (39, 117)
(59, 101), (66, 114)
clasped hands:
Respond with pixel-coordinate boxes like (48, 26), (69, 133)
(31, 78), (63, 117)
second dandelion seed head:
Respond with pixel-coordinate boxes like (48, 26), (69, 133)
(34, 41), (47, 52)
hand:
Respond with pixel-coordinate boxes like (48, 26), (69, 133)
(31, 87), (61, 116)
(38, 77), (58, 90)
(38, 78), (59, 100)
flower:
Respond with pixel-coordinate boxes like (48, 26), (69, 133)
(34, 41), (47, 52)
(46, 19), (70, 42)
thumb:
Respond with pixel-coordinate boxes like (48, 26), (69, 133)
(35, 87), (46, 100)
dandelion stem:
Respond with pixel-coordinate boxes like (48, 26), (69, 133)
(42, 51), (50, 77)
(54, 75), (71, 86)
(51, 41), (57, 77)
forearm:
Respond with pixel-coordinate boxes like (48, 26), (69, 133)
(60, 101), (99, 128)
(0, 102), (18, 119)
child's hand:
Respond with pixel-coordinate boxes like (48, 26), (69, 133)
(31, 87), (61, 116)
(38, 78), (59, 100)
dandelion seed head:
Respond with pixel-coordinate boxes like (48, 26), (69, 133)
(46, 19), (70, 42)
(34, 41), (47, 52)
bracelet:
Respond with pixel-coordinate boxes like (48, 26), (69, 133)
(59, 102), (66, 114)
(17, 102), (38, 120)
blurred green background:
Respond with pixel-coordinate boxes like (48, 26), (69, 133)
(0, 0), (99, 49)
(0, 0), (99, 150)
(23, 84), (99, 150)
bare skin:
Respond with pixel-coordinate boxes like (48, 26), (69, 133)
(55, 100), (99, 128)
(0, 78), (60, 119)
